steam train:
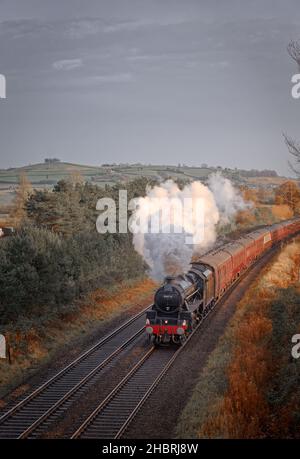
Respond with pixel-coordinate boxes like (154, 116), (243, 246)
(145, 218), (300, 344)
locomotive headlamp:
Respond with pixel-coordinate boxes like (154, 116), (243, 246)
(164, 320), (168, 324)
(182, 320), (187, 326)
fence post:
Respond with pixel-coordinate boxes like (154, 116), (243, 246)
(0, 334), (6, 360)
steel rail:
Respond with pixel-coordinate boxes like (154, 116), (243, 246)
(71, 239), (292, 439)
(0, 304), (151, 437)
(18, 327), (144, 439)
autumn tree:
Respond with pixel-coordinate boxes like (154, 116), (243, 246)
(235, 209), (256, 228)
(10, 173), (32, 227)
(274, 181), (300, 213)
(240, 186), (257, 204)
(257, 187), (273, 204)
(272, 204), (293, 221)
(69, 170), (84, 186)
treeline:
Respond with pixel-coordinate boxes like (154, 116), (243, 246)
(238, 169), (278, 177)
(44, 158), (61, 164)
(0, 177), (153, 323)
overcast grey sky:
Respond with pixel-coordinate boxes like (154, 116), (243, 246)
(0, 0), (299, 174)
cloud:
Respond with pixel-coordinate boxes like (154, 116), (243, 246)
(87, 73), (133, 83)
(53, 58), (83, 71)
(67, 19), (103, 38)
(208, 60), (230, 68)
(50, 72), (134, 90)
(103, 18), (192, 34)
(103, 20), (146, 33)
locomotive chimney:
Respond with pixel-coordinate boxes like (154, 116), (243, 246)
(164, 276), (175, 284)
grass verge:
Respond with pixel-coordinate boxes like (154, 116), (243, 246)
(176, 239), (300, 438)
(0, 277), (156, 401)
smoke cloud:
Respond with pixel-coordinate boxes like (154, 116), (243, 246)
(208, 172), (249, 224)
(130, 173), (249, 280)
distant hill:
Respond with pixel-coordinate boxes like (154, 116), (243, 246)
(0, 162), (103, 186)
(0, 161), (291, 190)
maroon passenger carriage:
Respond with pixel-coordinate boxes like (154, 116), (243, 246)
(145, 218), (300, 345)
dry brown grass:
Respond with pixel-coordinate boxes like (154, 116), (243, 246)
(0, 277), (157, 399)
(201, 313), (273, 438)
(176, 239), (300, 439)
(271, 204), (294, 220)
(0, 213), (9, 226)
(83, 278), (156, 321)
(201, 241), (300, 438)
(246, 177), (298, 186)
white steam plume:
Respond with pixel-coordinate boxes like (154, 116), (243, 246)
(130, 173), (249, 280)
(208, 172), (249, 224)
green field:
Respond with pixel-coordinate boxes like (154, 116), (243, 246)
(0, 161), (289, 213)
(0, 161), (240, 187)
(0, 162), (102, 185)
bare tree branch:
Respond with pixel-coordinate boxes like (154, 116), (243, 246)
(287, 40), (300, 70)
(284, 42), (300, 178)
(283, 133), (300, 177)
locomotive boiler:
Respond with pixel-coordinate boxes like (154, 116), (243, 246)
(146, 264), (215, 344)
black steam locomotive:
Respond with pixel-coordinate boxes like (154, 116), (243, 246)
(145, 218), (300, 345)
(145, 264), (215, 344)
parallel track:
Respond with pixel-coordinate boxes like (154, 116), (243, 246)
(0, 306), (150, 439)
(71, 241), (292, 439)
(0, 237), (296, 439)
(71, 300), (216, 439)
(71, 346), (175, 439)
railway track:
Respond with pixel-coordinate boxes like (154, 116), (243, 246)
(71, 242), (289, 439)
(0, 305), (150, 439)
(0, 238), (294, 440)
(70, 297), (217, 439)
(71, 328), (208, 440)
(71, 346), (176, 439)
